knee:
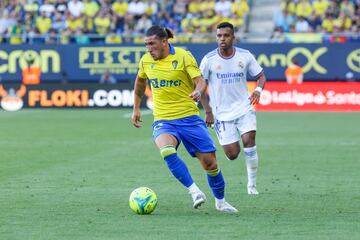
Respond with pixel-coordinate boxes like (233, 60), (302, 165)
(225, 150), (240, 160)
(202, 158), (218, 171)
(243, 138), (256, 148)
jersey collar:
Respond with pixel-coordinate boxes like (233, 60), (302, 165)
(169, 44), (175, 54)
(217, 47), (235, 59)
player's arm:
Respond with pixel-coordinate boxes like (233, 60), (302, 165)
(131, 74), (147, 128)
(189, 75), (206, 102)
(199, 80), (214, 128)
(249, 72), (266, 105)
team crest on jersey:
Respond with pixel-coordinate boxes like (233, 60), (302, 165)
(150, 63), (155, 69)
(238, 61), (244, 68)
(172, 60), (178, 69)
(216, 65), (222, 70)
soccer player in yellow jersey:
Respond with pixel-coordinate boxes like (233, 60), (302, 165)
(131, 26), (238, 213)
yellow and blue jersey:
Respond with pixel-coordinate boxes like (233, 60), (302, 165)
(138, 44), (201, 121)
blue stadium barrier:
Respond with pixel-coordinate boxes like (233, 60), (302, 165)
(0, 43), (359, 82)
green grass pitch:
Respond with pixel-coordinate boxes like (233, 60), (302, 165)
(1, 109), (359, 240)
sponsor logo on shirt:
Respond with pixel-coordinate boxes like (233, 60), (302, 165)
(149, 78), (182, 88)
(216, 72), (245, 84)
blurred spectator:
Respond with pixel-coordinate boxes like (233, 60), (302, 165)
(68, 0), (84, 17)
(66, 14), (83, 33)
(335, 12), (353, 32)
(270, 26), (285, 43)
(4, 0), (357, 44)
(146, 0), (160, 17)
(188, 0), (201, 15)
(105, 31), (122, 43)
(8, 18), (24, 44)
(112, 0), (128, 18)
(22, 58), (41, 85)
(198, 11), (218, 33)
(274, 9), (295, 32)
(0, 11), (16, 37)
(322, 13), (335, 33)
(6, 0), (22, 16)
(165, 16), (180, 33)
(173, 0), (187, 23)
(340, 0), (355, 18)
(135, 14), (152, 34)
(275, 0), (360, 43)
(122, 14), (136, 38)
(295, 16), (311, 32)
(112, 0), (127, 33)
(232, 0), (250, 20)
(281, 0), (296, 16)
(74, 28), (90, 44)
(285, 58), (303, 85)
(24, 0), (39, 14)
(45, 29), (58, 44)
(39, 0), (55, 18)
(295, 0), (313, 19)
(349, 25), (360, 42)
(327, 0), (340, 18)
(215, 0), (232, 17)
(36, 11), (52, 35)
(226, 13), (245, 32)
(201, 0), (215, 14)
(308, 13), (323, 32)
(128, 0), (146, 20)
(55, 0), (68, 15)
(100, 70), (116, 84)
(52, 11), (67, 33)
(0, 0), (253, 44)
(312, 0), (329, 16)
(94, 10), (111, 34)
(83, 0), (99, 18)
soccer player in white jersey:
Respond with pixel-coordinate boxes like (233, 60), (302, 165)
(200, 22), (266, 195)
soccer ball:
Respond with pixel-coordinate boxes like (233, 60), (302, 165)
(129, 187), (158, 214)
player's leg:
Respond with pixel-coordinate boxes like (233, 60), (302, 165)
(214, 119), (241, 160)
(196, 152), (237, 213)
(238, 110), (259, 195)
(153, 121), (204, 208)
(222, 142), (241, 160)
(179, 116), (238, 212)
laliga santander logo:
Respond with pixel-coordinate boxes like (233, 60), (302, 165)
(0, 85), (27, 111)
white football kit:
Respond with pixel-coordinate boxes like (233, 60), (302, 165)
(200, 47), (263, 145)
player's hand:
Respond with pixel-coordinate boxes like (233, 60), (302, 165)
(205, 111), (214, 128)
(189, 89), (201, 102)
(131, 109), (142, 128)
(249, 90), (261, 105)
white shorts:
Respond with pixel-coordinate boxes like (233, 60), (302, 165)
(214, 110), (257, 146)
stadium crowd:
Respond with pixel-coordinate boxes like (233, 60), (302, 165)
(0, 0), (250, 44)
(272, 0), (360, 42)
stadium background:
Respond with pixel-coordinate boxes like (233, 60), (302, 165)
(1, 1), (359, 240)
(0, 0), (359, 111)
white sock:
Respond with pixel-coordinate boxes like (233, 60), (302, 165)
(187, 183), (201, 193)
(244, 146), (258, 187)
(215, 198), (225, 206)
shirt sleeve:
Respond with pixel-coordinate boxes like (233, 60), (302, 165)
(184, 51), (202, 79)
(247, 52), (263, 77)
(199, 56), (209, 80)
(137, 58), (147, 79)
